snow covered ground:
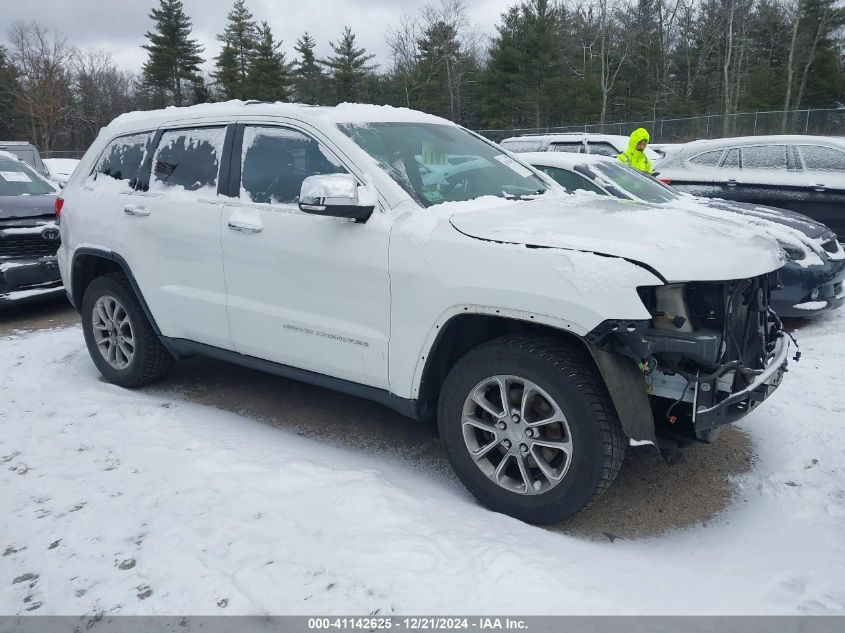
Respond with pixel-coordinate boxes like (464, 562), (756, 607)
(1, 313), (843, 616)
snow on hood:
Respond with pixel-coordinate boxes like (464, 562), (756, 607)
(673, 195), (830, 268)
(448, 195), (785, 283)
(701, 198), (828, 239)
(0, 194), (58, 220)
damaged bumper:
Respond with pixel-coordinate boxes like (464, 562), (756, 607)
(588, 273), (791, 443)
(691, 334), (790, 429)
(0, 257), (63, 306)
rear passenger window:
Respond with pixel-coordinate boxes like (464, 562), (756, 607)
(799, 145), (845, 171)
(240, 127), (346, 204)
(723, 148), (740, 168)
(690, 150), (722, 166)
(500, 140), (543, 153)
(550, 142), (583, 153)
(151, 127), (226, 193)
(94, 133), (152, 187)
(741, 145), (787, 170)
(587, 142), (618, 157)
(538, 166), (605, 195)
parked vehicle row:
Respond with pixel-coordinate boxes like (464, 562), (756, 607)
(503, 132), (845, 240)
(500, 132), (663, 163)
(57, 102), (792, 523)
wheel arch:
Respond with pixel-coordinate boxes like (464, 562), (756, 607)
(70, 248), (163, 337)
(416, 310), (656, 445)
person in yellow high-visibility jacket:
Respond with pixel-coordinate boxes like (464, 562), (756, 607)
(617, 128), (653, 173)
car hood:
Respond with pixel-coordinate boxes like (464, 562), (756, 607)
(702, 198), (829, 239)
(449, 196), (785, 282)
(0, 195), (58, 220)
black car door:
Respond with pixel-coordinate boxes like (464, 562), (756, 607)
(791, 145), (845, 239)
(727, 144), (808, 210)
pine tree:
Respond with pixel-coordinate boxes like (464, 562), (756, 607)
(213, 45), (241, 100)
(294, 32), (327, 104)
(213, 0), (258, 99)
(415, 20), (461, 120)
(141, 0), (205, 107)
(192, 74), (212, 104)
(320, 27), (376, 103)
(479, 0), (568, 128)
(0, 46), (21, 138)
(245, 22), (293, 101)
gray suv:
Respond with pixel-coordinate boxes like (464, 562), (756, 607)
(0, 141), (50, 178)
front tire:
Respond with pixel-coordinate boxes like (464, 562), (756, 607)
(81, 273), (174, 387)
(438, 336), (625, 523)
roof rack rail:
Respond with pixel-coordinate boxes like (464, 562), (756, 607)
(511, 132), (583, 137)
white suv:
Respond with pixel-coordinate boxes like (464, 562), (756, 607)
(57, 102), (791, 523)
(499, 132), (663, 163)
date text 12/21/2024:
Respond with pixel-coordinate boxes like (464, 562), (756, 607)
(307, 618), (528, 630)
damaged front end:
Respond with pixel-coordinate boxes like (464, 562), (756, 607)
(588, 273), (793, 444)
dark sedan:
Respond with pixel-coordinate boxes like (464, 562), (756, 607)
(523, 152), (845, 318)
(0, 152), (63, 306)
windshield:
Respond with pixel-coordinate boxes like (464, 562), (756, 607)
(581, 161), (678, 204)
(0, 159), (56, 196)
(339, 123), (548, 207)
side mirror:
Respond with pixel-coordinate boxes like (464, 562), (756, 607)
(299, 174), (374, 223)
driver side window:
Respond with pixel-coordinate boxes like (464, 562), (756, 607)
(538, 166), (606, 195)
(239, 126), (347, 205)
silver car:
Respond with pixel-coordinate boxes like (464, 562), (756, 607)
(655, 135), (845, 238)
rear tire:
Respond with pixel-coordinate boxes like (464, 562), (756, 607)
(438, 336), (625, 523)
(81, 273), (174, 387)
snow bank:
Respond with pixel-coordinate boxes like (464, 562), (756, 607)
(1, 315), (844, 615)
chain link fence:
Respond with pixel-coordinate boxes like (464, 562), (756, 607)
(477, 108), (845, 143)
(41, 150), (87, 159)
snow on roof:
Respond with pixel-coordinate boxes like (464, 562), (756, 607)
(106, 100), (452, 135)
(680, 135), (845, 150)
(0, 150), (21, 161)
(501, 132), (636, 143)
(520, 151), (616, 169)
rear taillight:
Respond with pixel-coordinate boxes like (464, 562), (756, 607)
(55, 197), (64, 219)
(659, 178), (672, 185)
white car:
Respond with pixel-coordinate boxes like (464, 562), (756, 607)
(43, 158), (81, 187)
(57, 102), (791, 523)
(499, 132), (663, 163)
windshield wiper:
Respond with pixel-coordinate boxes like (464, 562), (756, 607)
(502, 189), (546, 201)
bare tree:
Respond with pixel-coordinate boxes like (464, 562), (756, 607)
(386, 0), (481, 122)
(386, 15), (429, 108)
(71, 49), (138, 144)
(595, 0), (629, 124)
(782, 0), (803, 130)
(792, 1), (839, 110)
(6, 21), (74, 153)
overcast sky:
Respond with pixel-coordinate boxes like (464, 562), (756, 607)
(2, 0), (508, 74)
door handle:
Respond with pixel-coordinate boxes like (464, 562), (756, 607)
(726, 180), (737, 187)
(123, 205), (149, 216)
(228, 220), (262, 234)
